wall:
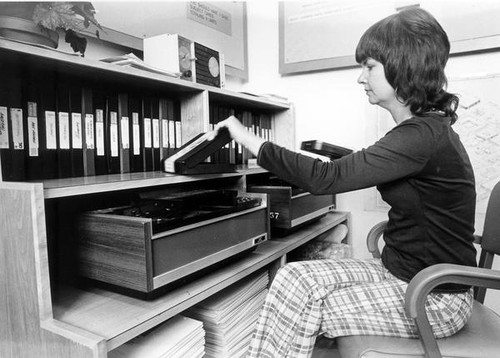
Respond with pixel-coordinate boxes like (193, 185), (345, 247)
(226, 1), (500, 261)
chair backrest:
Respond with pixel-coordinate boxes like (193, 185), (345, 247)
(481, 181), (500, 255)
(476, 181), (500, 302)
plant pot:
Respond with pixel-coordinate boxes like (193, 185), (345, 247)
(0, 15), (59, 48)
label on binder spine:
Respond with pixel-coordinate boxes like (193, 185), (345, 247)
(152, 118), (160, 148)
(121, 116), (130, 149)
(144, 118), (152, 148)
(45, 111), (57, 150)
(110, 112), (119, 157)
(72, 113), (83, 149)
(28, 116), (39, 157)
(11, 108), (24, 150)
(0, 106), (8, 148)
(132, 113), (140, 155)
(162, 119), (169, 148)
(58, 112), (70, 149)
(96, 109), (104, 156)
(85, 114), (95, 149)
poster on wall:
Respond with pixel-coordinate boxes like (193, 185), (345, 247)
(448, 74), (500, 215)
(364, 73), (500, 218)
(280, 0), (500, 74)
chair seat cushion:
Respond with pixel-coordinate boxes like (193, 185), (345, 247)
(334, 301), (500, 358)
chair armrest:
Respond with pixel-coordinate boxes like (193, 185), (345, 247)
(366, 220), (388, 259)
(405, 263), (500, 358)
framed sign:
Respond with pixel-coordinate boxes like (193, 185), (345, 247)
(280, 0), (500, 75)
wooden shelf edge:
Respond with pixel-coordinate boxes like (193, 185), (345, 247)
(41, 318), (107, 352)
(41, 167), (268, 199)
(51, 212), (349, 351)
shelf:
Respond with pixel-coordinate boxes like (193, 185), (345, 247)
(0, 38), (290, 111)
(51, 212), (348, 351)
(40, 166), (268, 199)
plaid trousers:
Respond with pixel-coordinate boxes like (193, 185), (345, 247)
(247, 258), (473, 358)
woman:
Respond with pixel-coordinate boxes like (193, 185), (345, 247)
(211, 7), (476, 358)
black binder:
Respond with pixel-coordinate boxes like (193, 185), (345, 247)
(151, 96), (161, 171)
(300, 140), (353, 160)
(69, 82), (84, 178)
(117, 93), (130, 174)
(56, 78), (72, 178)
(93, 89), (108, 176)
(7, 70), (26, 181)
(81, 87), (96, 177)
(141, 96), (154, 171)
(128, 93), (143, 173)
(106, 92), (120, 174)
(162, 128), (234, 174)
(38, 72), (59, 180)
(23, 72), (43, 181)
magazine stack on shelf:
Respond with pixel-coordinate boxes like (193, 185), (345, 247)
(185, 271), (269, 358)
(109, 315), (205, 358)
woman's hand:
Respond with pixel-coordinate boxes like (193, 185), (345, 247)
(209, 115), (266, 157)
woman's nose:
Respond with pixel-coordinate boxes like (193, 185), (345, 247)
(357, 72), (366, 84)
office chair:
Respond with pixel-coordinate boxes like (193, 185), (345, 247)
(325, 181), (500, 358)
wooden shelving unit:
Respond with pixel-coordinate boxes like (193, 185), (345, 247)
(0, 38), (350, 358)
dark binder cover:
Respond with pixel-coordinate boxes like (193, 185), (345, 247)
(7, 72), (26, 181)
(92, 89), (108, 176)
(162, 128), (234, 174)
(56, 79), (72, 178)
(69, 83), (84, 178)
(81, 87), (96, 176)
(118, 93), (130, 173)
(37, 71), (59, 180)
(0, 70), (11, 181)
(174, 104), (182, 150)
(158, 98), (169, 162)
(166, 98), (176, 157)
(167, 101), (177, 157)
(208, 103), (217, 163)
(151, 97), (161, 171)
(141, 96), (154, 171)
(106, 93), (120, 174)
(128, 94), (143, 173)
(22, 72), (43, 180)
(300, 140), (353, 160)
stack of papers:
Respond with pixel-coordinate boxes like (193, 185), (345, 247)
(101, 53), (181, 78)
(109, 315), (205, 358)
(185, 271), (269, 358)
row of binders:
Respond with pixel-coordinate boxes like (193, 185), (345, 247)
(109, 271), (268, 358)
(0, 69), (275, 182)
(208, 106), (275, 167)
(0, 70), (182, 181)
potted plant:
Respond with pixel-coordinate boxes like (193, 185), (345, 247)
(0, 2), (102, 56)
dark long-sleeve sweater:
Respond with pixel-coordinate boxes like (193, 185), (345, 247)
(257, 113), (476, 291)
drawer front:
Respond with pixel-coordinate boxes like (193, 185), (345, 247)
(291, 193), (335, 224)
(78, 214), (153, 292)
(152, 207), (268, 289)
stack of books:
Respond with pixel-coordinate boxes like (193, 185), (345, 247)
(109, 315), (205, 358)
(185, 271), (269, 358)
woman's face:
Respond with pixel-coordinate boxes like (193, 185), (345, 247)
(357, 58), (397, 110)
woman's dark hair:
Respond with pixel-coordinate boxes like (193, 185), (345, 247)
(355, 7), (459, 123)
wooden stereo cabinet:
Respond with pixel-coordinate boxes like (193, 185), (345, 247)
(0, 38), (351, 358)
